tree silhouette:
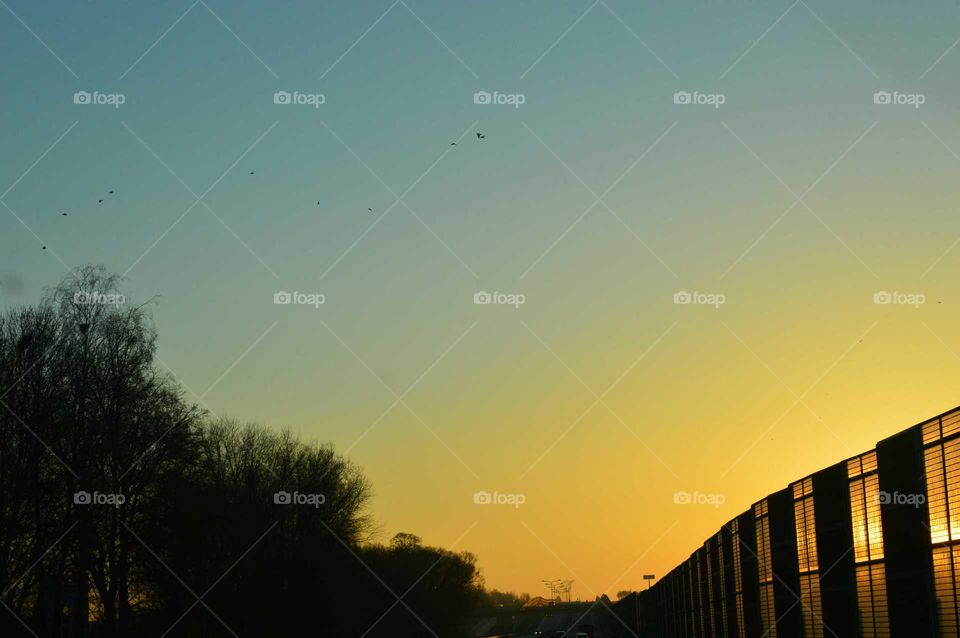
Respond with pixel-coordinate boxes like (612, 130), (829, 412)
(0, 267), (483, 637)
(359, 534), (484, 637)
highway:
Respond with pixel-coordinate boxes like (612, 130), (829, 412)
(525, 609), (600, 637)
(477, 601), (637, 638)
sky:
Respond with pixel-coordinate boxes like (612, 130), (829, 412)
(2, 0), (960, 598)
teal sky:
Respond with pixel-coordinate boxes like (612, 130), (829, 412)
(4, 0), (960, 596)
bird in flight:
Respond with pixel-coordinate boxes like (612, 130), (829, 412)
(367, 208), (373, 213)
(98, 199), (103, 203)
(108, 190), (114, 195)
(450, 142), (457, 146)
(249, 171), (255, 175)
(61, 212), (68, 216)
(476, 133), (485, 139)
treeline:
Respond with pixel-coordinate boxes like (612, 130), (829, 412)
(481, 589), (531, 610)
(0, 267), (482, 637)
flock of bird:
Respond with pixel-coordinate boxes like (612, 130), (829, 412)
(39, 132), (487, 250)
(451, 133), (485, 145)
(44, 189), (117, 249)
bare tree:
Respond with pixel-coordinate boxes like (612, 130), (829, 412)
(0, 267), (482, 638)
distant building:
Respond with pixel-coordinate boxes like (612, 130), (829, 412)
(635, 405), (960, 637)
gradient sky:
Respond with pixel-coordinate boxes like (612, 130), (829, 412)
(3, 0), (960, 598)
